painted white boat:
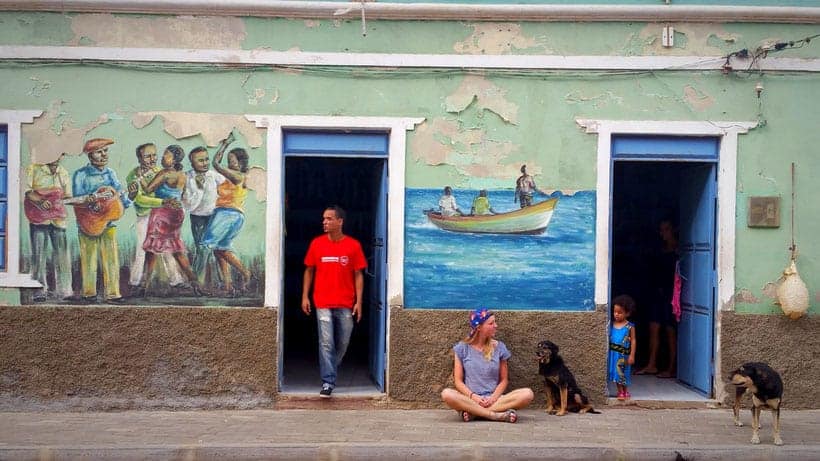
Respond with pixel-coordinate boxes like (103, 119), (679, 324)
(424, 197), (558, 235)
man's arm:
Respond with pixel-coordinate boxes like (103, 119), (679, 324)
(128, 170), (163, 210)
(107, 169), (132, 209)
(353, 269), (364, 323)
(301, 266), (314, 315)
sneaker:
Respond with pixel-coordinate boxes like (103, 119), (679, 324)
(319, 383), (333, 398)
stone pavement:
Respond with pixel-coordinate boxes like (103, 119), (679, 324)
(1, 407), (819, 460)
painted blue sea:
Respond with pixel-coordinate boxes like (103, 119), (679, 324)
(404, 188), (596, 311)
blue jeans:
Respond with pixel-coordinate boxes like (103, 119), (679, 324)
(316, 307), (354, 387)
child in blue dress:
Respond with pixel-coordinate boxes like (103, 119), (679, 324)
(608, 295), (636, 400)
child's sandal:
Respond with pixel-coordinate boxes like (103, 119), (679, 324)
(460, 411), (473, 422)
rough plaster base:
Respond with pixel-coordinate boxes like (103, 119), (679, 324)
(4, 306), (815, 411)
(719, 311), (819, 409)
(388, 305), (609, 408)
(0, 306), (277, 411)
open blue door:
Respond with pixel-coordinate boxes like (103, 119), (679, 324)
(678, 163), (717, 394)
(368, 160), (388, 391)
(612, 135), (718, 396)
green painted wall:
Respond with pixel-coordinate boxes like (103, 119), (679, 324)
(0, 13), (817, 314)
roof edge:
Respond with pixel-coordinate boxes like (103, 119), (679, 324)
(1, 1), (819, 24)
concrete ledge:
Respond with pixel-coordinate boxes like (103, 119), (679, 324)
(1, 444), (817, 461)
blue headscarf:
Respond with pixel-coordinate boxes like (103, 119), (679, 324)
(469, 308), (493, 337)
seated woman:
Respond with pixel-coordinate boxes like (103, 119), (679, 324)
(441, 308), (534, 422)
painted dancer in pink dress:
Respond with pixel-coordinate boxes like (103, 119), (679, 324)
(138, 145), (203, 297)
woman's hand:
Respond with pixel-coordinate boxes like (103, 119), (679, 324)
(482, 394), (499, 408)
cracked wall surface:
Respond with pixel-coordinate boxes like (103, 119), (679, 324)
(69, 14), (246, 49)
(0, 12), (817, 409)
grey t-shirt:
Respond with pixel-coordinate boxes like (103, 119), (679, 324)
(453, 340), (511, 397)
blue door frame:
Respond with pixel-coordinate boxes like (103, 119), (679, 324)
(612, 135), (719, 395)
(283, 131), (389, 392)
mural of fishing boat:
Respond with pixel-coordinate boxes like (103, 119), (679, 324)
(424, 197), (558, 235)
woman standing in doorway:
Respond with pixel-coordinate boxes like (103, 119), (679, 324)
(636, 219), (679, 378)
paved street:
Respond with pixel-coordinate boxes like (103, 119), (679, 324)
(1, 407), (819, 460)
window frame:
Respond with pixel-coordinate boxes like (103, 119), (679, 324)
(0, 109), (44, 287)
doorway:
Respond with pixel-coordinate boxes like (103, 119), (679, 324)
(609, 135), (718, 401)
(280, 133), (388, 395)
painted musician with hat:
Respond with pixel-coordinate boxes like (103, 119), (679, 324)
(441, 309), (533, 423)
(71, 138), (132, 303)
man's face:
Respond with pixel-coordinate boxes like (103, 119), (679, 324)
(322, 209), (343, 234)
(89, 147), (109, 168)
(138, 145), (157, 169)
(191, 151), (209, 173)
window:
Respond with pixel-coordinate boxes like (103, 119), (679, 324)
(0, 110), (42, 287)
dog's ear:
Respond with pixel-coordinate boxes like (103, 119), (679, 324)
(552, 342), (559, 353)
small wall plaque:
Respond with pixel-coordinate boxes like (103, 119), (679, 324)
(748, 196), (780, 228)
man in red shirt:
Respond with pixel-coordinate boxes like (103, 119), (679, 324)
(302, 206), (367, 398)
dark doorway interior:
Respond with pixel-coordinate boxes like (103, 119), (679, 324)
(282, 156), (383, 393)
(610, 161), (708, 401)
(611, 161), (680, 373)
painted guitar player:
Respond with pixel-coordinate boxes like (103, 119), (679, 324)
(71, 138), (131, 303)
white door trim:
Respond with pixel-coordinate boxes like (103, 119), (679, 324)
(576, 118), (757, 401)
(245, 114), (423, 393)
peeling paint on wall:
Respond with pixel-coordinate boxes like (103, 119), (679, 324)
(733, 288), (760, 304)
(22, 101), (110, 164)
(68, 14), (246, 49)
(762, 281), (779, 300)
(445, 75), (518, 124)
(245, 167), (267, 203)
(636, 23), (739, 55)
(706, 33), (736, 48)
(564, 90), (624, 109)
(131, 112), (263, 148)
(409, 118), (520, 185)
(453, 23), (545, 55)
(683, 85), (715, 111)
(246, 87), (279, 106)
(622, 32), (656, 56)
(27, 76), (51, 98)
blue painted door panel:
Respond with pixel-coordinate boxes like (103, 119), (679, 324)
(678, 163), (717, 394)
(368, 160), (388, 391)
(0, 127), (7, 271)
(612, 136), (719, 161)
(284, 131), (389, 157)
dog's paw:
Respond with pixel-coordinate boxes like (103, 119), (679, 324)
(774, 436), (784, 446)
(556, 410), (567, 417)
(734, 420), (744, 427)
(751, 435), (761, 444)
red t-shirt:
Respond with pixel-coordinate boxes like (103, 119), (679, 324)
(304, 234), (367, 309)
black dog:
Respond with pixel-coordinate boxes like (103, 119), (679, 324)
(536, 340), (599, 416)
(728, 362), (783, 445)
